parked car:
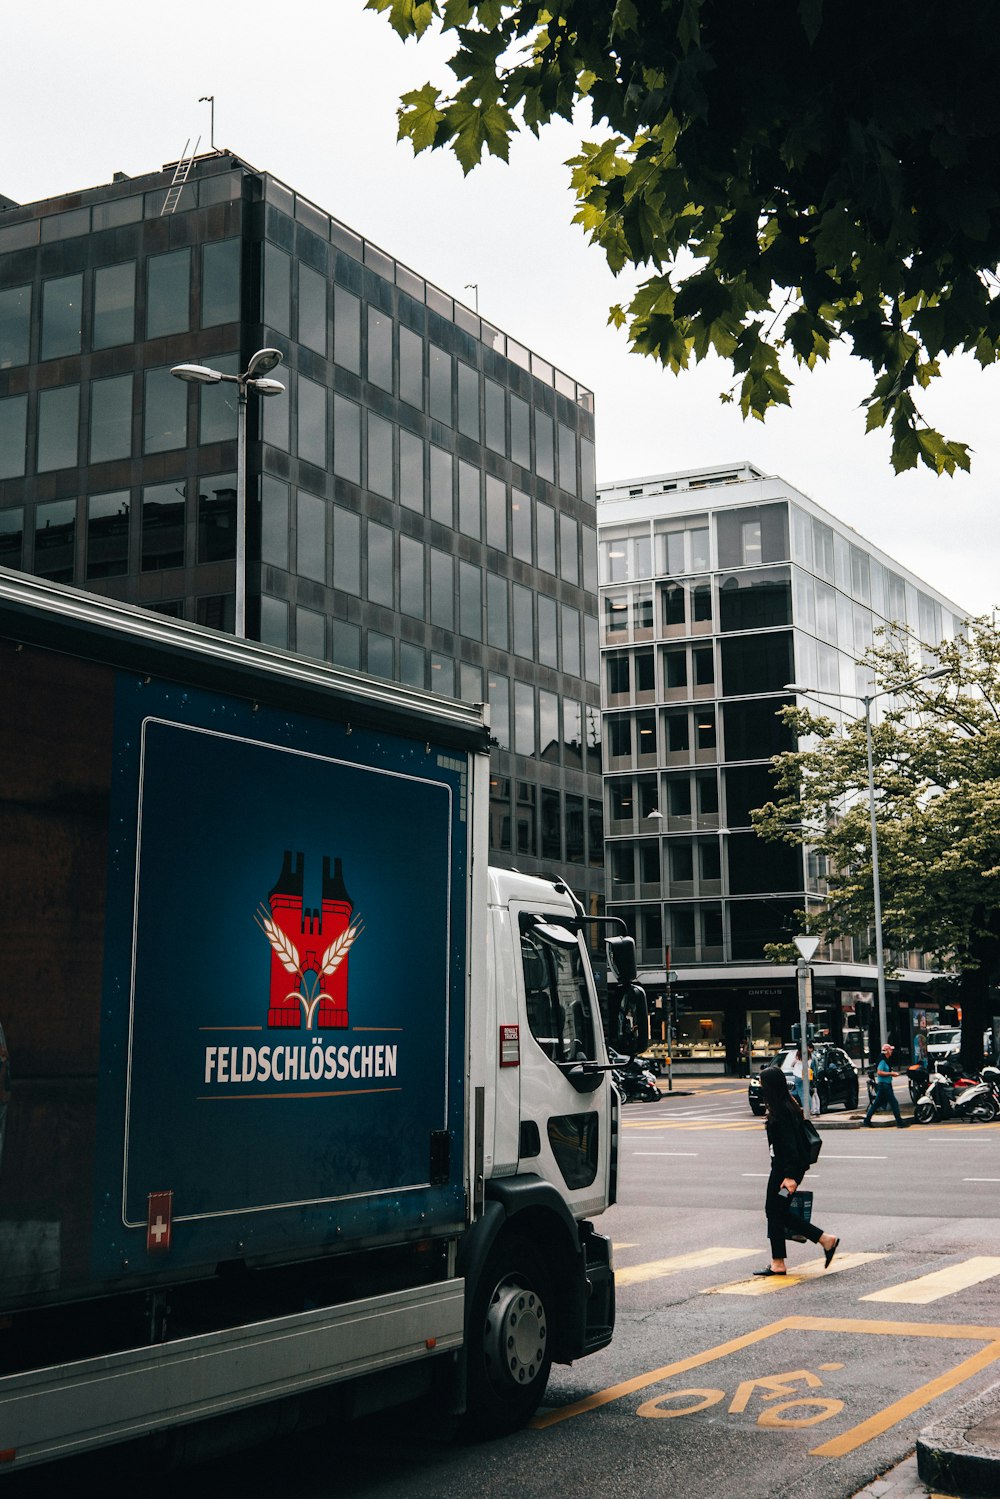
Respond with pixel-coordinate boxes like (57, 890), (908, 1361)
(748, 1043), (860, 1115)
(926, 1027), (961, 1063)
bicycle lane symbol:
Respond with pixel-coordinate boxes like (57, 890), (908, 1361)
(638, 1365), (845, 1428)
(531, 1315), (1000, 1457)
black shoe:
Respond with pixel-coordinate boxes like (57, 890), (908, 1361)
(823, 1238), (840, 1269)
(753, 1267), (787, 1277)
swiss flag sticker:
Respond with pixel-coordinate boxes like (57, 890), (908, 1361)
(146, 1190), (173, 1255)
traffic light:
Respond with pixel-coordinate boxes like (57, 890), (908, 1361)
(669, 992), (686, 1028)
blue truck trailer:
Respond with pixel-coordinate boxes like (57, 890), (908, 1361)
(0, 569), (624, 1472)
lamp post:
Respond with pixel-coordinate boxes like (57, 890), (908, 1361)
(171, 349), (284, 638)
(794, 933), (819, 1113)
(784, 667), (948, 1052)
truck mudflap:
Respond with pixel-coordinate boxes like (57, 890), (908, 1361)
(0, 1279), (464, 1472)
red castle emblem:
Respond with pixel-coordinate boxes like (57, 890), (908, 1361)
(256, 852), (363, 1031)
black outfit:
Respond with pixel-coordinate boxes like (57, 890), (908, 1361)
(765, 1103), (824, 1259)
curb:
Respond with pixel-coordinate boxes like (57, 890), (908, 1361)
(917, 1379), (1000, 1496)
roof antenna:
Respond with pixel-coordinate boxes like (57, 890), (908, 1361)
(464, 282), (479, 313)
(199, 95), (217, 152)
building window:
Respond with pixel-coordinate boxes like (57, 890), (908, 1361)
(298, 263), (327, 356)
(538, 593), (558, 668)
(510, 393), (530, 468)
(296, 606), (326, 661)
(399, 326), (423, 409)
(487, 573), (509, 649)
(459, 559), (481, 639)
(400, 534), (425, 619)
(562, 603), (581, 675)
(333, 286), (361, 372)
(558, 422), (577, 495)
(693, 583), (712, 621)
(34, 498), (76, 582)
(202, 239), (241, 327)
(93, 263), (135, 349)
(264, 244), (291, 336)
(198, 353), (239, 446)
(333, 505), (361, 594)
(489, 671), (510, 749)
(539, 689), (559, 759)
(431, 653), (455, 695)
(665, 649), (687, 690)
(663, 583), (685, 627)
(296, 488), (326, 583)
(197, 473), (237, 563)
(0, 284), (31, 367)
(541, 788), (561, 858)
(514, 681), (536, 757)
(536, 502), (556, 574)
(331, 619), (360, 670)
(399, 429), (424, 512)
(41, 273), (83, 359)
(367, 630), (394, 679)
(367, 518), (394, 607)
(37, 385), (79, 471)
(0, 506), (24, 570)
(146, 249), (190, 339)
(333, 394), (361, 483)
(298, 375), (328, 469)
(143, 367), (187, 453)
(260, 476), (289, 569)
(429, 444), (453, 523)
(457, 361), (479, 440)
(430, 548), (454, 629)
(535, 412), (554, 481)
(511, 488), (532, 563)
(566, 793), (585, 862)
(560, 513), (579, 586)
(260, 595), (288, 649)
(400, 641), (425, 688)
(367, 412), (394, 498)
(486, 474), (507, 550)
(517, 781), (537, 854)
(367, 307), (393, 392)
(458, 459), (481, 539)
(429, 343), (452, 423)
(485, 377), (505, 454)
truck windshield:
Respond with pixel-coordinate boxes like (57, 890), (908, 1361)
(519, 916), (597, 1064)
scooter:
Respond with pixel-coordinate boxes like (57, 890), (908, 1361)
(914, 1065), (1000, 1124)
(613, 1056), (661, 1103)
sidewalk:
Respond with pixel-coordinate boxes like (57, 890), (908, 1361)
(849, 1378), (1000, 1497)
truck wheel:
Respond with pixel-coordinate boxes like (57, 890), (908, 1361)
(465, 1234), (553, 1437)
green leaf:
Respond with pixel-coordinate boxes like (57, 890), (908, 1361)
(398, 84), (446, 154)
(445, 99), (515, 172)
(365, 0), (438, 39)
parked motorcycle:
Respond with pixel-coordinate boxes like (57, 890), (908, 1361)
(611, 1052), (661, 1103)
(913, 1065), (1000, 1124)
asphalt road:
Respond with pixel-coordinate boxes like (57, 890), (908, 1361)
(13, 1081), (1000, 1499)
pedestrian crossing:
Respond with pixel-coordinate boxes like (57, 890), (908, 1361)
(614, 1244), (1000, 1305)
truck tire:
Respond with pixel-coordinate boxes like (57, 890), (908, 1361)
(465, 1233), (553, 1437)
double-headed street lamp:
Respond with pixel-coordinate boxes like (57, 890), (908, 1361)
(783, 667), (948, 1051)
(171, 349), (285, 638)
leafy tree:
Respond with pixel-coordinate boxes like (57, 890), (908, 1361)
(366, 0), (1000, 475)
(752, 619), (1000, 1068)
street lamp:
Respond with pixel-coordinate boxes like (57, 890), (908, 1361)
(784, 667), (948, 1051)
(171, 349), (285, 638)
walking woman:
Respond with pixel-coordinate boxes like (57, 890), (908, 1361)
(755, 1066), (840, 1277)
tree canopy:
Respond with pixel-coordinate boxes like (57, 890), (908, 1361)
(367, 0), (1000, 476)
(752, 619), (1000, 1063)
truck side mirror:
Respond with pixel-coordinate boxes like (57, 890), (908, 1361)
(606, 936), (637, 985)
(615, 982), (650, 1057)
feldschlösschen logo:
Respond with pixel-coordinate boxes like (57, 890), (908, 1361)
(255, 851), (364, 1031)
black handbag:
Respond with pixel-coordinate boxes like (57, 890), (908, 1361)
(783, 1189), (814, 1243)
(800, 1115), (822, 1164)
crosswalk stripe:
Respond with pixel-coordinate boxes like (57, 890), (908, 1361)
(616, 1247), (759, 1287)
(861, 1256), (1000, 1305)
(705, 1252), (887, 1295)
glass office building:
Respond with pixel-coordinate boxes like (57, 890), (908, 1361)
(0, 152), (603, 908)
(597, 462), (966, 1071)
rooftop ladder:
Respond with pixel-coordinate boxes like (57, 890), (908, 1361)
(161, 137), (200, 215)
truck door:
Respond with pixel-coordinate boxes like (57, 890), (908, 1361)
(510, 907), (610, 1216)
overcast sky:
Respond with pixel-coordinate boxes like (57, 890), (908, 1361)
(5, 0), (997, 615)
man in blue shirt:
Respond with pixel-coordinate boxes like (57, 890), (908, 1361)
(863, 1043), (909, 1127)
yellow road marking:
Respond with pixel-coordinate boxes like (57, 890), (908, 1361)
(861, 1256), (1000, 1305)
(531, 1315), (1000, 1459)
(617, 1247), (758, 1287)
(707, 1253), (886, 1295)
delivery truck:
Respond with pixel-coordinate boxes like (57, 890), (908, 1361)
(0, 568), (637, 1473)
